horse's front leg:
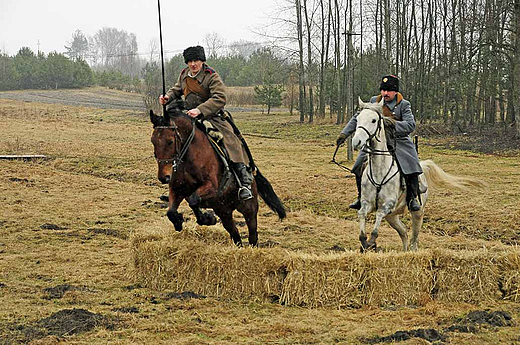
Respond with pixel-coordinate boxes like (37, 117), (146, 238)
(167, 192), (184, 232)
(366, 203), (394, 251)
(187, 183), (218, 226)
(358, 202), (372, 251)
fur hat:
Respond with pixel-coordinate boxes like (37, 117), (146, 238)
(183, 46), (206, 64)
(380, 75), (399, 92)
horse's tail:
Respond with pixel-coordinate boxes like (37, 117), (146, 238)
(420, 159), (487, 190)
(255, 169), (286, 220)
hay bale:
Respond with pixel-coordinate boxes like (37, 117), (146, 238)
(280, 251), (433, 308)
(280, 252), (366, 308)
(496, 248), (520, 302)
(131, 231), (287, 302)
(131, 223), (520, 307)
(361, 251), (434, 307)
(430, 249), (501, 303)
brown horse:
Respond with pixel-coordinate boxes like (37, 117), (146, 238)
(150, 109), (286, 246)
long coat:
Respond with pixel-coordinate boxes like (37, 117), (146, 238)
(340, 92), (422, 176)
(165, 64), (249, 165)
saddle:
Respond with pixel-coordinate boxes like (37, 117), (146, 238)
(194, 119), (234, 195)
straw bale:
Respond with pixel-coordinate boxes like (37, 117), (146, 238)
(131, 224), (520, 307)
(495, 248), (520, 302)
(429, 249), (502, 303)
(361, 251), (434, 307)
(280, 252), (367, 308)
(131, 231), (287, 302)
(280, 250), (433, 308)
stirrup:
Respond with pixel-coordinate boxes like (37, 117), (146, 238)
(349, 198), (361, 210)
(238, 186), (253, 200)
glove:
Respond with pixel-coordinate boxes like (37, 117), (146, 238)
(336, 133), (347, 146)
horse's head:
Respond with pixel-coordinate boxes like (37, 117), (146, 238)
(150, 110), (178, 184)
(352, 98), (384, 150)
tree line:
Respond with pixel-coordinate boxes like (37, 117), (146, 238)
(277, 0), (519, 136)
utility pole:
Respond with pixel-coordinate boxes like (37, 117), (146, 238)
(342, 31), (361, 161)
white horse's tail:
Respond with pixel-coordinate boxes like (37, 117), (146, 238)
(420, 159), (487, 190)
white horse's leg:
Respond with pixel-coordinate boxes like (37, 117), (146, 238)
(385, 214), (409, 251)
(409, 210), (424, 251)
(367, 204), (392, 250)
(357, 202), (372, 250)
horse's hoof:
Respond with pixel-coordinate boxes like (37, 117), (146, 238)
(167, 210), (183, 232)
(199, 211), (217, 226)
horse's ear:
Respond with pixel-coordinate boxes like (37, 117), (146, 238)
(377, 98), (384, 107)
(150, 110), (160, 127)
(358, 97), (366, 109)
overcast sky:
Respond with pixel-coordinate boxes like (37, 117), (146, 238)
(0, 0), (282, 57)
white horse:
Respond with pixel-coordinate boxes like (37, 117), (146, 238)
(351, 98), (485, 251)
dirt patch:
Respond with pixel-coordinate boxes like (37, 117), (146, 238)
(42, 284), (90, 300)
(11, 308), (119, 343)
(362, 309), (513, 343)
(163, 291), (206, 300)
(40, 223), (67, 231)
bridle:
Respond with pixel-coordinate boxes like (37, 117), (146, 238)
(154, 118), (196, 173)
(359, 111), (399, 209)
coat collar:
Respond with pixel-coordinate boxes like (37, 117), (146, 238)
(376, 92), (403, 110)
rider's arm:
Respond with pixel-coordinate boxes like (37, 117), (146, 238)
(197, 73), (226, 119)
(340, 112), (359, 137)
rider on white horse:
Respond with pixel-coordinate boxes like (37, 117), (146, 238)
(337, 75), (422, 212)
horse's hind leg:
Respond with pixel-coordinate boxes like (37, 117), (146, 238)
(409, 211), (424, 251)
(218, 211), (243, 246)
(385, 214), (409, 251)
(238, 201), (259, 247)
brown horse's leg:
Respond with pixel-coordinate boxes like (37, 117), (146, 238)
(238, 200), (259, 247)
(187, 185), (218, 226)
(218, 211), (242, 246)
(167, 193), (184, 232)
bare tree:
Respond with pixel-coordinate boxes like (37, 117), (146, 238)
(204, 32), (226, 59)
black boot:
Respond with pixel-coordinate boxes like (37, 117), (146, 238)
(233, 162), (253, 200)
(405, 173), (421, 212)
(349, 174), (362, 210)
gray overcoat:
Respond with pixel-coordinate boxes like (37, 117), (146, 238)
(340, 93), (422, 176)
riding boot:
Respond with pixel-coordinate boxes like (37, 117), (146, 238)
(232, 162), (253, 200)
(405, 173), (421, 212)
(349, 174), (362, 210)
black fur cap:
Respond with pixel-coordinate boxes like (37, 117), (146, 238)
(183, 46), (206, 64)
(380, 75), (399, 92)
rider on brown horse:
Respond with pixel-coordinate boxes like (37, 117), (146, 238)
(159, 45), (253, 200)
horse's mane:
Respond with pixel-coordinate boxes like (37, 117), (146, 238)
(153, 109), (190, 128)
(382, 117), (396, 152)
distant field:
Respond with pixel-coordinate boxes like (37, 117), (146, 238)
(1, 89), (519, 344)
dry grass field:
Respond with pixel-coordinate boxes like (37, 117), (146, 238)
(1, 88), (519, 344)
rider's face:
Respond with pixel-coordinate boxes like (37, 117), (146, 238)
(187, 60), (203, 75)
(380, 89), (397, 102)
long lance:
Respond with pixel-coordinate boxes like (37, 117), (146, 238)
(157, 0), (168, 119)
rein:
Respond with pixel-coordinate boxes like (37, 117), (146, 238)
(361, 113), (399, 209)
(154, 119), (196, 172)
(331, 144), (353, 172)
